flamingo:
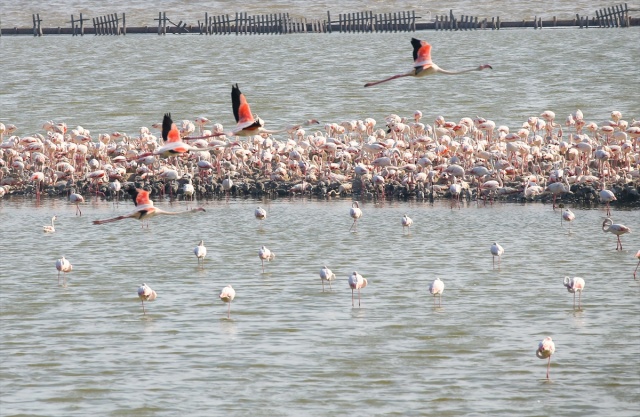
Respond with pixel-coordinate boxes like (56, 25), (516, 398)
(55, 256), (72, 285)
(69, 191), (84, 216)
(563, 276), (586, 309)
(255, 206), (267, 221)
(428, 277), (444, 307)
(43, 215), (57, 233)
(536, 336), (556, 380)
(364, 38), (492, 87)
(349, 201), (363, 232)
(219, 285), (236, 319)
(599, 184), (617, 217)
(348, 271), (368, 307)
(92, 188), (205, 228)
(137, 283), (157, 315)
(319, 265), (336, 292)
(602, 218), (631, 250)
(561, 208), (575, 232)
(151, 113), (202, 158)
(401, 214), (413, 233)
(258, 245), (275, 273)
(194, 240), (207, 266)
(490, 242), (504, 268)
(634, 250), (640, 279)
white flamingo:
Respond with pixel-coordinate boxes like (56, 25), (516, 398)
(219, 285), (236, 319)
(349, 201), (363, 231)
(490, 242), (504, 268)
(194, 240), (207, 266)
(137, 283), (157, 315)
(55, 256), (73, 285)
(536, 336), (556, 380)
(69, 191), (84, 216)
(401, 214), (413, 233)
(320, 265), (336, 292)
(258, 246), (275, 273)
(561, 208), (575, 232)
(428, 277), (444, 307)
(634, 250), (640, 280)
(563, 276), (585, 309)
(255, 206), (267, 221)
(43, 215), (57, 233)
(348, 271), (368, 307)
(602, 218), (631, 250)
(599, 183), (617, 217)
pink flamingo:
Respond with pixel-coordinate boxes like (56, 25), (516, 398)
(69, 191), (84, 216)
(320, 265), (336, 292)
(348, 271), (368, 307)
(634, 250), (640, 279)
(602, 218), (631, 250)
(599, 183), (616, 217)
(563, 276), (586, 309)
(258, 246), (275, 273)
(219, 285), (236, 319)
(536, 336), (556, 380)
(401, 214), (413, 233)
(490, 242), (504, 268)
(55, 256), (72, 286)
(349, 201), (363, 232)
(428, 277), (444, 307)
(137, 283), (157, 315)
(194, 240), (207, 267)
(92, 188), (205, 228)
(364, 38), (492, 87)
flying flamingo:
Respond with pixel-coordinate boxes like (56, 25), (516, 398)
(536, 336), (556, 380)
(258, 245), (275, 273)
(219, 285), (236, 319)
(561, 208), (575, 232)
(43, 215), (57, 233)
(55, 256), (72, 285)
(364, 38), (492, 87)
(69, 191), (84, 216)
(634, 250), (640, 279)
(319, 265), (336, 292)
(401, 214), (413, 233)
(490, 242), (504, 268)
(428, 277), (444, 307)
(137, 283), (157, 315)
(349, 201), (363, 231)
(194, 240), (207, 266)
(92, 188), (205, 228)
(348, 271), (368, 307)
(602, 218), (631, 250)
(563, 276), (586, 309)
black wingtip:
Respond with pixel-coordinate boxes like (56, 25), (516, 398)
(162, 113), (173, 142)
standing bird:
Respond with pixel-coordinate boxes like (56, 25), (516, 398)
(349, 201), (363, 232)
(55, 256), (72, 285)
(348, 271), (368, 307)
(319, 265), (336, 292)
(490, 242), (504, 268)
(69, 191), (84, 216)
(258, 245), (275, 273)
(194, 240), (207, 266)
(428, 277), (445, 307)
(137, 283), (157, 315)
(219, 285), (236, 319)
(633, 250), (640, 279)
(563, 276), (586, 309)
(364, 38), (492, 87)
(255, 206), (267, 229)
(92, 188), (205, 228)
(43, 215), (57, 233)
(536, 336), (556, 380)
(401, 214), (413, 233)
(602, 218), (631, 250)
(599, 185), (617, 217)
(561, 208), (575, 232)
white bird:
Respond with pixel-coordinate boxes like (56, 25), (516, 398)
(402, 214), (413, 233)
(490, 242), (504, 268)
(319, 265), (336, 292)
(258, 246), (275, 273)
(43, 215), (57, 233)
(194, 240), (207, 266)
(428, 277), (445, 307)
(602, 218), (631, 251)
(55, 256), (72, 285)
(563, 276), (586, 309)
(599, 187), (617, 217)
(137, 283), (157, 315)
(634, 250), (640, 280)
(536, 336), (556, 380)
(348, 271), (368, 307)
(349, 201), (363, 231)
(561, 208), (575, 232)
(255, 206), (267, 221)
(69, 192), (84, 216)
(219, 284), (236, 319)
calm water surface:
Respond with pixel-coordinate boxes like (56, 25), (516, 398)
(1, 1), (639, 415)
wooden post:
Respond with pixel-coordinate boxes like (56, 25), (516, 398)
(497, 16), (501, 30)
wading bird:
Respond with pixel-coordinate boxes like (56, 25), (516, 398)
(55, 256), (72, 285)
(634, 250), (640, 279)
(364, 38), (492, 87)
(258, 246), (275, 273)
(563, 276), (586, 309)
(92, 188), (205, 228)
(602, 218), (631, 250)
(536, 336), (556, 380)
(69, 191), (84, 216)
(137, 283), (157, 315)
(402, 214), (413, 233)
(194, 240), (207, 266)
(43, 215), (57, 233)
(348, 271), (368, 307)
(428, 277), (445, 307)
(219, 285), (236, 319)
(490, 242), (504, 268)
(320, 265), (336, 292)
(561, 208), (575, 232)
(349, 201), (363, 232)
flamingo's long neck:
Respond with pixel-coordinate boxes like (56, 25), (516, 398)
(364, 73), (412, 87)
(435, 66), (486, 75)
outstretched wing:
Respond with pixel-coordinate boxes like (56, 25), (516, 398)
(162, 113), (181, 143)
(126, 186), (139, 206)
(231, 84), (255, 125)
(135, 189), (152, 206)
(411, 38), (433, 68)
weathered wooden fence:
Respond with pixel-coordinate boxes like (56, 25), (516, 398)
(595, 3), (631, 27)
(330, 11), (418, 32)
(92, 13), (126, 35)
